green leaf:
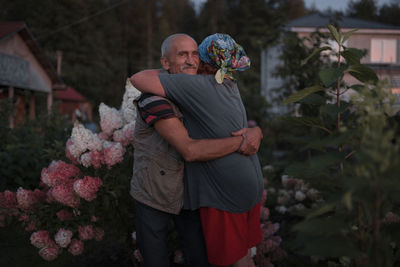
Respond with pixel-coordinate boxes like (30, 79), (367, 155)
(294, 216), (347, 235)
(327, 24), (341, 44)
(350, 84), (365, 91)
(342, 48), (363, 65)
(300, 93), (326, 105)
(281, 85), (325, 105)
(342, 28), (358, 43)
(297, 234), (359, 257)
(319, 67), (345, 87)
(305, 203), (336, 220)
(301, 46), (331, 65)
(348, 64), (378, 83)
(281, 116), (326, 130)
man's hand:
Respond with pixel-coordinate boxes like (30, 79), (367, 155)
(231, 127), (263, 155)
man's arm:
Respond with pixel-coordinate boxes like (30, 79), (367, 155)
(154, 117), (244, 162)
(130, 70), (165, 96)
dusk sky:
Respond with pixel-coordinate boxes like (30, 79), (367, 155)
(191, 0), (395, 13)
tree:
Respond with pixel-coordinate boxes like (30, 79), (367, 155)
(346, 0), (378, 20)
(378, 1), (400, 26)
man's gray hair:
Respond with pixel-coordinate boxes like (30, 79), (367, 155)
(161, 33), (196, 57)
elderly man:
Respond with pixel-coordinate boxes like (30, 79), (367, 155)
(130, 33), (262, 267)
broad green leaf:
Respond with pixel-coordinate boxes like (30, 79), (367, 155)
(350, 84), (365, 91)
(285, 151), (345, 178)
(342, 28), (358, 43)
(342, 191), (353, 210)
(305, 203), (336, 220)
(327, 24), (341, 44)
(342, 48), (363, 65)
(299, 93), (326, 105)
(319, 67), (345, 87)
(348, 64), (378, 83)
(301, 46), (331, 66)
(282, 85), (325, 105)
(281, 116), (324, 128)
(294, 216), (348, 235)
(297, 234), (359, 257)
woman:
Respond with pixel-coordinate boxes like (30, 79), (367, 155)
(131, 33), (263, 267)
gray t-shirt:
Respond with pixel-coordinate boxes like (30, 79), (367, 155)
(159, 73), (263, 213)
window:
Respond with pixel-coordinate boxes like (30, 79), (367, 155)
(371, 39), (397, 63)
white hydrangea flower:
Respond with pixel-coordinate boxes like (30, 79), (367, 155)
(71, 122), (93, 156)
(295, 191), (306, 202)
(276, 205), (287, 214)
(120, 79), (141, 124)
(87, 134), (103, 152)
(99, 103), (124, 136)
(80, 152), (92, 168)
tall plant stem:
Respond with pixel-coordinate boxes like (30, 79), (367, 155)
(336, 45), (343, 171)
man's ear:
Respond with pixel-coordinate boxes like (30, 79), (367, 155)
(160, 57), (170, 71)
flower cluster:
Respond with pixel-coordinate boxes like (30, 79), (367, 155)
(0, 81), (142, 262)
(273, 175), (323, 214)
(255, 189), (287, 267)
(65, 81), (138, 170)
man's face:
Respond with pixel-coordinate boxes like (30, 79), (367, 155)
(161, 36), (199, 75)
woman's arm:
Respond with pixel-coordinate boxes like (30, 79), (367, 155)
(130, 69), (166, 96)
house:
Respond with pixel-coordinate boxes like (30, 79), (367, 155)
(261, 13), (400, 115)
(54, 86), (93, 123)
(0, 21), (63, 127)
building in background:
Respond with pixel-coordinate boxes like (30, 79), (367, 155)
(261, 13), (400, 115)
(0, 22), (92, 127)
(0, 22), (64, 127)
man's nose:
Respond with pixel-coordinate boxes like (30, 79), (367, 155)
(186, 54), (195, 65)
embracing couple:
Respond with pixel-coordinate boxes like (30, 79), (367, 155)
(129, 33), (264, 267)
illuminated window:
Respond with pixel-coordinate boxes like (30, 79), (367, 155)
(371, 39), (397, 63)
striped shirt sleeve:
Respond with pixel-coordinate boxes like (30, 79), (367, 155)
(137, 93), (177, 126)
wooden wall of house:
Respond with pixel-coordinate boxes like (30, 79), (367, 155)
(0, 33), (52, 93)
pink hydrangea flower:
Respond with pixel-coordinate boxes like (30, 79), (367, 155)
(260, 206), (270, 221)
(54, 228), (73, 248)
(19, 214), (36, 231)
(65, 139), (80, 164)
(113, 122), (135, 147)
(68, 238), (84, 256)
(41, 160), (80, 187)
(0, 190), (17, 210)
(16, 187), (38, 210)
(97, 131), (109, 141)
(90, 150), (105, 169)
(51, 183), (80, 208)
(94, 227), (105, 241)
(38, 246), (59, 261)
(133, 249), (143, 262)
(73, 176), (103, 202)
(261, 189), (268, 205)
(56, 209), (73, 221)
(80, 152), (92, 168)
(78, 225), (95, 240)
(103, 141), (125, 169)
(30, 230), (52, 249)
(99, 103), (124, 136)
(383, 212), (400, 224)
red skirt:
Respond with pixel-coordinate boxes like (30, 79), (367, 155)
(199, 202), (262, 266)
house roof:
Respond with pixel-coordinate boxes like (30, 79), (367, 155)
(54, 86), (87, 102)
(0, 21), (63, 86)
(287, 13), (400, 30)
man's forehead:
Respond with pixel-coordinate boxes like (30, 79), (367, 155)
(171, 36), (198, 51)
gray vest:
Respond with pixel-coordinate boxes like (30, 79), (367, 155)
(130, 98), (184, 214)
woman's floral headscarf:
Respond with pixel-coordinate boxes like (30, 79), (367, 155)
(198, 33), (251, 84)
